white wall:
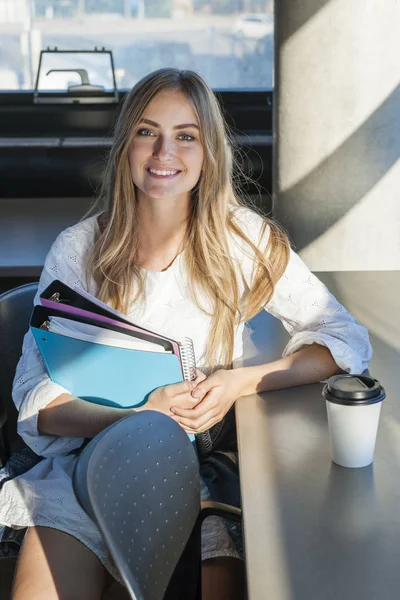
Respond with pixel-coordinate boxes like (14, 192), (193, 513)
(274, 0), (400, 270)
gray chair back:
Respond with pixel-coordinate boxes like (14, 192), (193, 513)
(0, 282), (38, 463)
(73, 410), (201, 600)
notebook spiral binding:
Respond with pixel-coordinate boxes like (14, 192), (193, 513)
(180, 337), (197, 382)
(179, 337), (224, 459)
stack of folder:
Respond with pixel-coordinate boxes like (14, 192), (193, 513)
(31, 281), (197, 412)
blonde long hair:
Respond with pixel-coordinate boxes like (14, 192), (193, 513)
(86, 68), (290, 370)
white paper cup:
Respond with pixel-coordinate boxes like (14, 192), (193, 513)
(323, 375), (386, 468)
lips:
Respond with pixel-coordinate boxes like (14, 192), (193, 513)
(146, 166), (182, 179)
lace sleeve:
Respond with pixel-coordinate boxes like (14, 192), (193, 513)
(13, 224), (95, 457)
(265, 249), (373, 373)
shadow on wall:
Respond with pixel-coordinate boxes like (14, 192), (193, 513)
(316, 272), (400, 355)
(275, 84), (400, 251)
(276, 0), (332, 46)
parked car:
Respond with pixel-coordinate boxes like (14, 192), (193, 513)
(232, 13), (273, 40)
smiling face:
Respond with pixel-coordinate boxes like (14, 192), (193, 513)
(128, 89), (204, 204)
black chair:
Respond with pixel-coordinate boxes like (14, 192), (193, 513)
(0, 282), (38, 466)
(73, 410), (242, 600)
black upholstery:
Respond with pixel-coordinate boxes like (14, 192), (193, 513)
(0, 282), (38, 465)
(73, 410), (242, 600)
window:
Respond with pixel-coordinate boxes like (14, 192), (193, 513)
(0, 0), (274, 91)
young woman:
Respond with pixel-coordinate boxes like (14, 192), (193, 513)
(0, 68), (371, 600)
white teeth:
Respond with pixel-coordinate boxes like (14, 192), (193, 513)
(148, 168), (178, 176)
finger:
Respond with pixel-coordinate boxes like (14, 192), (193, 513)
(180, 415), (221, 434)
(170, 393), (202, 410)
(163, 380), (195, 398)
(191, 376), (219, 400)
(194, 369), (207, 383)
(175, 409), (221, 433)
(170, 415), (198, 433)
(170, 397), (217, 419)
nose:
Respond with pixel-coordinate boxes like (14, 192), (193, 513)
(152, 135), (174, 162)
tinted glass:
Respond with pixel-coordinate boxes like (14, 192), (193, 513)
(0, 0), (274, 90)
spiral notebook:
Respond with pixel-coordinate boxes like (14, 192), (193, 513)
(31, 281), (197, 416)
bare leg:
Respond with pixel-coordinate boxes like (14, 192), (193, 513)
(12, 526), (108, 600)
(202, 557), (246, 600)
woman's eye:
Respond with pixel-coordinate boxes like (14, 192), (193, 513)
(137, 129), (155, 137)
(179, 133), (195, 142)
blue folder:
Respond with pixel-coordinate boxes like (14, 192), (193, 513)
(31, 327), (184, 410)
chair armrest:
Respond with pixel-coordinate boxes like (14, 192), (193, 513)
(199, 500), (242, 523)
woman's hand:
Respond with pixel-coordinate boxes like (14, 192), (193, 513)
(170, 368), (248, 434)
(141, 369), (207, 417)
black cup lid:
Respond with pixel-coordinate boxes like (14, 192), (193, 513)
(323, 374), (386, 406)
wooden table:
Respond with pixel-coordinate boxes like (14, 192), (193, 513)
(236, 272), (400, 600)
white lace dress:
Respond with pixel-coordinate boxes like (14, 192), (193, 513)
(0, 207), (372, 581)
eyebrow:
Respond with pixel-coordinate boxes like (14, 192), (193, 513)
(141, 118), (199, 130)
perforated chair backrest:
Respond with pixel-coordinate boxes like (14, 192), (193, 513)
(0, 282), (38, 453)
(73, 410), (201, 600)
